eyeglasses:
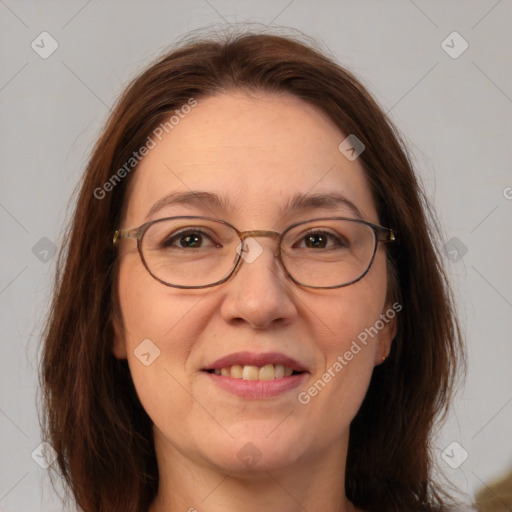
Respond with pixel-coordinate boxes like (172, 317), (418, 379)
(113, 216), (395, 289)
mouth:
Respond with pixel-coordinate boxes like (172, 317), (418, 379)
(204, 363), (304, 380)
(201, 351), (309, 398)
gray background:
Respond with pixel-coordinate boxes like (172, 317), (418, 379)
(1, 1), (511, 510)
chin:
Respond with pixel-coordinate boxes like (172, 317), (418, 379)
(199, 431), (304, 474)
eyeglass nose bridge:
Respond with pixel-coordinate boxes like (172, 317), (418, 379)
(237, 230), (282, 257)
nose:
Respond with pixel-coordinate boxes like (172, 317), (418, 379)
(219, 237), (299, 329)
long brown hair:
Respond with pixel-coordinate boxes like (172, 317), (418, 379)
(40, 29), (464, 512)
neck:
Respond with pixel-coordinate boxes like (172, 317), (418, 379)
(148, 427), (358, 512)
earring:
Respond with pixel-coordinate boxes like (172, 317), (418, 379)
(382, 355), (387, 362)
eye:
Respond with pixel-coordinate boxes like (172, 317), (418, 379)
(161, 228), (220, 249)
(293, 230), (348, 250)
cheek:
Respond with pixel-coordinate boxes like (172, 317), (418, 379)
(303, 252), (388, 413)
(117, 254), (211, 346)
(116, 263), (218, 450)
(297, 325), (375, 444)
(117, 256), (168, 341)
(116, 257), (206, 415)
(315, 264), (388, 363)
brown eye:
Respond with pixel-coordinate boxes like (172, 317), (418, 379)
(294, 230), (347, 250)
(162, 229), (218, 249)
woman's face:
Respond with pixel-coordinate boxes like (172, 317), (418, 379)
(113, 92), (396, 474)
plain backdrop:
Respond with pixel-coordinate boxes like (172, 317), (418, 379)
(1, 1), (511, 510)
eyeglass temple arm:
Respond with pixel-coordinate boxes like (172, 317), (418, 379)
(382, 229), (396, 242)
(113, 228), (139, 245)
(375, 227), (396, 243)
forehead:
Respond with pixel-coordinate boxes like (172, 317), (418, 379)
(122, 91), (378, 227)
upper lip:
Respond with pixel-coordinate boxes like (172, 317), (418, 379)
(203, 351), (309, 372)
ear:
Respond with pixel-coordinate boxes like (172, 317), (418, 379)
(111, 307), (128, 359)
(373, 304), (398, 366)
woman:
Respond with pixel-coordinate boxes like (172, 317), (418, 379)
(40, 30), (465, 512)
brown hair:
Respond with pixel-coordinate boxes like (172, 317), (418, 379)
(40, 29), (464, 512)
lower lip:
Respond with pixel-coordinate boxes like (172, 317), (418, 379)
(203, 371), (308, 399)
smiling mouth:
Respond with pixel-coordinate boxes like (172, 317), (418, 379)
(204, 364), (304, 380)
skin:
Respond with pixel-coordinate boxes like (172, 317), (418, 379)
(113, 91), (396, 512)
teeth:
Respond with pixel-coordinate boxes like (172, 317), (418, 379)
(275, 364), (285, 378)
(212, 363), (298, 380)
(258, 364), (275, 380)
(242, 365), (259, 380)
(230, 364), (243, 378)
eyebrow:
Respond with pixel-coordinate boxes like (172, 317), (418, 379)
(145, 190), (364, 221)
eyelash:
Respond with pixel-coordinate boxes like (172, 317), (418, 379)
(294, 230), (346, 248)
(161, 228), (346, 249)
(162, 228), (218, 248)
